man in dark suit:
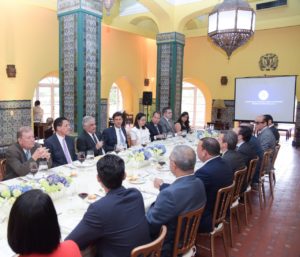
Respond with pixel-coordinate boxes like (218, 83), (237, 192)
(147, 145), (206, 257)
(264, 114), (280, 142)
(159, 107), (175, 135)
(66, 154), (151, 257)
(219, 130), (246, 173)
(234, 126), (257, 167)
(102, 111), (128, 152)
(146, 111), (164, 141)
(195, 137), (233, 233)
(77, 116), (104, 156)
(5, 127), (51, 180)
(44, 117), (77, 167)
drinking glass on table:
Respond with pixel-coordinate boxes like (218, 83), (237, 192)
(77, 152), (86, 164)
(38, 160), (48, 176)
(29, 161), (39, 179)
(86, 150), (95, 162)
(114, 144), (122, 154)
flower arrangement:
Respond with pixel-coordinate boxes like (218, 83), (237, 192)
(0, 184), (33, 203)
(146, 144), (167, 158)
(39, 174), (72, 194)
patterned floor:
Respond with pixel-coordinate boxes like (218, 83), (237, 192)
(198, 139), (300, 257)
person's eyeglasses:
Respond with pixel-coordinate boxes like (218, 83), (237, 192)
(255, 121), (264, 124)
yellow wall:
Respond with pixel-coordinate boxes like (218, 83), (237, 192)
(184, 26), (300, 100)
(0, 2), (58, 100)
(1, 1), (299, 123)
(101, 26), (156, 114)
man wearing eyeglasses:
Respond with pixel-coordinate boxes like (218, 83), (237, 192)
(255, 115), (276, 152)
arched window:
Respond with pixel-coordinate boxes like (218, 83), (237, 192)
(108, 83), (123, 118)
(181, 82), (206, 128)
(33, 76), (60, 121)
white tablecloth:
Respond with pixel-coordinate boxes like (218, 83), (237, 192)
(0, 136), (203, 256)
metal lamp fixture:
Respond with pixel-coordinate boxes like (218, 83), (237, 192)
(103, 0), (114, 16)
(208, 0), (256, 59)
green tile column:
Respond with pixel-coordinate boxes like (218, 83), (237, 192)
(57, 0), (102, 133)
(156, 32), (185, 120)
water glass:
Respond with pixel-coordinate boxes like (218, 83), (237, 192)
(77, 152), (86, 164)
(29, 161), (39, 178)
(86, 150), (95, 161)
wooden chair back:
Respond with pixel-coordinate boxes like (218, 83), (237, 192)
(259, 149), (273, 177)
(212, 182), (235, 230)
(173, 206), (205, 256)
(232, 167), (248, 203)
(246, 157), (259, 187)
(271, 144), (281, 167)
(0, 159), (6, 181)
(131, 225), (167, 257)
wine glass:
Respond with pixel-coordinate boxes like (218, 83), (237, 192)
(29, 161), (39, 179)
(86, 150), (94, 162)
(181, 130), (187, 138)
(114, 144), (122, 154)
(77, 152), (86, 164)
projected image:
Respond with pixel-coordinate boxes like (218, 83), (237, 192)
(235, 76), (296, 122)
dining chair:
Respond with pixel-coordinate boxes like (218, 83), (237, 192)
(227, 167), (247, 247)
(131, 225), (167, 257)
(258, 149), (273, 209)
(196, 182), (235, 257)
(269, 144), (281, 188)
(0, 159), (6, 181)
(172, 206), (205, 257)
(239, 157), (259, 225)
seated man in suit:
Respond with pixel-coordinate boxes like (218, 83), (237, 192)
(233, 125), (257, 167)
(264, 114), (280, 142)
(218, 130), (246, 173)
(146, 111), (164, 141)
(195, 137), (233, 233)
(255, 115), (276, 152)
(44, 117), (77, 167)
(147, 145), (206, 257)
(66, 154), (151, 257)
(77, 116), (104, 156)
(102, 111), (128, 152)
(5, 127), (51, 180)
(159, 107), (175, 136)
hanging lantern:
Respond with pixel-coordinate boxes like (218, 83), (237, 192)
(103, 0), (115, 16)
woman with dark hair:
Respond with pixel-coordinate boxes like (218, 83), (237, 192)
(175, 112), (191, 133)
(7, 189), (81, 257)
(130, 112), (150, 146)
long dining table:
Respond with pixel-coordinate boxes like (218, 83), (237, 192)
(0, 134), (203, 257)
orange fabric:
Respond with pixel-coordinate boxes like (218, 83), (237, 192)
(19, 240), (81, 257)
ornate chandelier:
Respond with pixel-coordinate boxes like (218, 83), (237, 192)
(103, 0), (115, 16)
(208, 0), (256, 59)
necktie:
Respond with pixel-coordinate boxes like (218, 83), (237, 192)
(92, 134), (98, 144)
(25, 150), (31, 160)
(62, 138), (72, 164)
(119, 129), (125, 144)
(155, 125), (160, 135)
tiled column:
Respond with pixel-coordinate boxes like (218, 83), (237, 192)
(156, 32), (185, 120)
(58, 0), (102, 133)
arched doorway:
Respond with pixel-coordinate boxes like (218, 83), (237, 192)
(33, 76), (59, 121)
(108, 83), (124, 118)
(181, 81), (206, 128)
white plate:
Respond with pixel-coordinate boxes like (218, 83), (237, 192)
(72, 160), (95, 168)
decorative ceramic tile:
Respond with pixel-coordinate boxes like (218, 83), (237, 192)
(0, 100), (31, 146)
(100, 98), (108, 131)
(156, 32), (185, 120)
(58, 0), (103, 16)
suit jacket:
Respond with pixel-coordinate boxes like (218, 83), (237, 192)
(66, 187), (151, 257)
(102, 126), (128, 152)
(76, 130), (103, 156)
(257, 127), (276, 152)
(249, 136), (264, 183)
(237, 141), (257, 167)
(5, 143), (52, 180)
(146, 122), (163, 141)
(44, 134), (76, 167)
(159, 117), (175, 135)
(146, 175), (206, 257)
(269, 125), (280, 141)
(222, 150), (246, 174)
(195, 157), (233, 233)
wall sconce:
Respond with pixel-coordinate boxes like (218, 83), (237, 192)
(212, 99), (226, 119)
(6, 65), (16, 78)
